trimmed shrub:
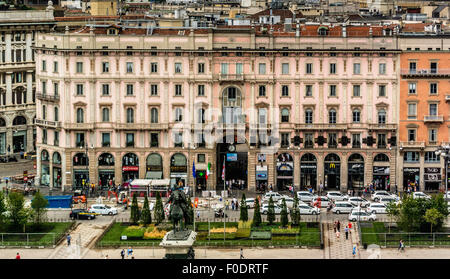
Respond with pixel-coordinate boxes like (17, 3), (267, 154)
(235, 228), (251, 239)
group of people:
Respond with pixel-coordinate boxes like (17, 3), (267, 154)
(333, 221), (357, 257)
(225, 198), (240, 211)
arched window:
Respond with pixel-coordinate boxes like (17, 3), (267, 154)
(12, 116), (26, 125)
(378, 109), (386, 124)
(126, 108), (134, 123)
(54, 106), (59, 122)
(73, 153), (89, 166)
(349, 153), (364, 162)
(0, 117), (5, 127)
(122, 153), (139, 166)
(41, 150), (49, 162)
(305, 109), (313, 124)
(102, 108), (110, 122)
(277, 153), (293, 162)
(329, 109), (336, 124)
(301, 153), (317, 162)
(281, 108), (289, 122)
(53, 152), (61, 165)
(151, 108), (158, 123)
(374, 153), (389, 162)
(171, 153), (187, 167)
(98, 153), (115, 166)
(42, 105), (47, 120)
(76, 108), (84, 123)
(325, 153), (340, 162)
(352, 109), (361, 123)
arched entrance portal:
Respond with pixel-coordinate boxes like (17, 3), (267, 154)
(300, 153), (317, 190)
(324, 153), (340, 190)
(276, 153), (293, 191)
(216, 136), (248, 191)
(348, 153), (364, 190)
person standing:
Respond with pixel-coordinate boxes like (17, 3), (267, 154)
(336, 230), (340, 239)
(345, 226), (349, 240)
(66, 234), (71, 246)
(127, 247), (133, 258)
(15, 252), (20, 260)
(398, 240), (404, 252)
(337, 220), (341, 232)
(240, 248), (244, 259)
(333, 221), (337, 233)
(352, 245), (357, 257)
(196, 210), (200, 219)
(120, 249), (125, 259)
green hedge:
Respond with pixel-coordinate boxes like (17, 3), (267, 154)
(235, 228), (251, 239)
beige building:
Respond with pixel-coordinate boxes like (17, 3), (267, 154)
(90, 0), (117, 16)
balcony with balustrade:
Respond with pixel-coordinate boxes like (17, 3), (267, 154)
(35, 118), (61, 129)
(401, 68), (450, 78)
(424, 115), (444, 123)
(36, 92), (59, 103)
(400, 141), (425, 149)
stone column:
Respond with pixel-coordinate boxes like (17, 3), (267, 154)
(115, 151), (123, 184)
(5, 33), (11, 63)
(5, 72), (12, 105)
(26, 126), (33, 152)
(26, 32), (32, 62)
(293, 152), (300, 189)
(61, 151), (67, 192)
(139, 152), (146, 179)
(419, 153), (425, 192)
(26, 71), (33, 104)
(49, 159), (53, 190)
(36, 146), (41, 187)
(341, 152), (348, 192)
(317, 151), (324, 192)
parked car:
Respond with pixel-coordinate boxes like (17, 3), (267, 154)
(331, 201), (354, 214)
(70, 209), (96, 220)
(366, 202), (387, 214)
(261, 204), (282, 215)
(378, 196), (399, 205)
(444, 191), (450, 200)
(88, 204), (118, 215)
(241, 198), (256, 208)
(348, 211), (376, 222)
(348, 197), (370, 207)
(296, 191), (315, 202)
(263, 192), (283, 202)
(350, 206), (366, 213)
(326, 191), (349, 201)
(298, 203), (320, 215)
(278, 197), (295, 209)
(371, 191), (392, 202)
(412, 192), (431, 200)
(311, 196), (331, 208)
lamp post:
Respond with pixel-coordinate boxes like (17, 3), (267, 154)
(435, 145), (450, 196)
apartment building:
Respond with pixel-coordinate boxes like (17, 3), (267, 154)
(34, 24), (400, 193)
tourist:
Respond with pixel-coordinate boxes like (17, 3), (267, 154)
(15, 252), (20, 259)
(345, 226), (349, 240)
(240, 248), (244, 259)
(127, 247), (133, 258)
(337, 220), (341, 232)
(66, 234), (71, 246)
(120, 249), (125, 259)
(352, 245), (357, 257)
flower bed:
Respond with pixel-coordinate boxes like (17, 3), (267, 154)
(271, 227), (300, 235)
(122, 226), (145, 240)
(209, 227), (237, 234)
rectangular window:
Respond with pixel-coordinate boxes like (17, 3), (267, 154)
(236, 63), (243, 75)
(282, 63), (289, 74)
(76, 84), (84, 96)
(42, 81), (47, 95)
(353, 85), (360, 97)
(352, 134), (361, 148)
(221, 63), (228, 75)
(150, 133), (159, 148)
(42, 60), (46, 72)
(53, 61), (58, 73)
(126, 84), (134, 96)
(174, 132), (183, 147)
(198, 63), (205, 74)
(197, 154), (206, 163)
(54, 83), (58, 96)
(429, 103), (438, 116)
(54, 131), (59, 146)
(304, 133), (314, 148)
(330, 63), (336, 74)
(328, 133), (337, 148)
(151, 84), (158, 96)
(281, 133), (290, 147)
(407, 103), (417, 119)
(75, 133), (85, 147)
(429, 129), (437, 143)
(126, 133), (135, 147)
(76, 62), (83, 73)
(305, 85), (313, 97)
(175, 84), (182, 96)
(408, 83), (416, 94)
(258, 85), (266, 97)
(174, 63), (182, 73)
(42, 129), (47, 144)
(151, 62), (158, 73)
(353, 63), (361, 74)
(306, 63), (313, 74)
(379, 63), (386, 74)
(329, 85), (337, 97)
(430, 62), (437, 73)
(102, 133), (111, 147)
(259, 63), (266, 74)
(430, 83), (438, 94)
(425, 151), (440, 163)
(379, 85), (386, 97)
(377, 134), (386, 148)
(409, 62), (417, 73)
(102, 62), (109, 73)
(408, 129), (416, 141)
(126, 62), (133, 73)
(282, 85), (289, 96)
(102, 84), (109, 96)
(198, 84), (205, 96)
(405, 151), (419, 162)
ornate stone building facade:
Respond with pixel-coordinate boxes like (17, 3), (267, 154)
(34, 24), (400, 192)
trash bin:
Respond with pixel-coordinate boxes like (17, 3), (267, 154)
(363, 243), (368, 249)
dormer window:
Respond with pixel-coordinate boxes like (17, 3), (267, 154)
(318, 26), (329, 36)
(108, 29), (117, 35)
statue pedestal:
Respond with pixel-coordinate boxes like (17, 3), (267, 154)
(160, 230), (197, 259)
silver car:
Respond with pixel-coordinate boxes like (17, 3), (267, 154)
(348, 197), (369, 207)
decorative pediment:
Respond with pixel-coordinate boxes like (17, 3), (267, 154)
(406, 124), (419, 128)
(73, 101), (87, 107)
(376, 102), (389, 108)
(255, 99), (270, 108)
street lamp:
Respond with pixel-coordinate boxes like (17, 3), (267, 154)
(435, 145), (450, 196)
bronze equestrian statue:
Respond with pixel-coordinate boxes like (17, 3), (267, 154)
(166, 186), (190, 232)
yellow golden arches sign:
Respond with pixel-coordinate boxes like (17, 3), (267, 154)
(329, 163), (335, 169)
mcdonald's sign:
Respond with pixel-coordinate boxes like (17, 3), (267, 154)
(329, 163), (336, 169)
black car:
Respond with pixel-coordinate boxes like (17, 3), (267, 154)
(70, 209), (96, 220)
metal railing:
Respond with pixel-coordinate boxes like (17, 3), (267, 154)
(424, 115), (444, 122)
(0, 233), (56, 248)
(360, 232), (450, 248)
(401, 69), (450, 76)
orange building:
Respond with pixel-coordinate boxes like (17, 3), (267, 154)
(399, 51), (450, 192)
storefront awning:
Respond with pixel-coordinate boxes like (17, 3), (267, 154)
(130, 179), (152, 186)
(151, 179), (170, 186)
(145, 171), (163, 179)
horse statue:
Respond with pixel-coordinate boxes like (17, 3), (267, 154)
(166, 187), (189, 232)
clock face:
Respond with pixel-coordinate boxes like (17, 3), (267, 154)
(228, 144), (236, 152)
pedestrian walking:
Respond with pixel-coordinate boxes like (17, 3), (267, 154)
(120, 249), (125, 259)
(66, 234), (71, 246)
(333, 221), (337, 233)
(345, 226), (349, 240)
(127, 247), (133, 258)
(15, 252), (20, 260)
(240, 248), (244, 259)
(197, 210), (200, 219)
(337, 220), (341, 232)
(398, 240), (405, 252)
(336, 230), (340, 239)
(352, 245), (357, 257)
(348, 222), (352, 230)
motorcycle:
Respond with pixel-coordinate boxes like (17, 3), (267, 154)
(214, 208), (228, 218)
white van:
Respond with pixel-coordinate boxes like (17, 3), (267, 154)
(332, 201), (354, 214)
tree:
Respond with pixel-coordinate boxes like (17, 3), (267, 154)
(141, 195), (151, 225)
(267, 196), (275, 225)
(130, 193), (140, 225)
(253, 197), (262, 227)
(290, 194), (300, 226)
(185, 195), (194, 226)
(424, 208), (444, 235)
(280, 198), (288, 227)
(0, 191), (7, 229)
(31, 190), (48, 229)
(385, 201), (400, 233)
(239, 193), (248, 222)
(154, 192), (165, 224)
(7, 192), (29, 232)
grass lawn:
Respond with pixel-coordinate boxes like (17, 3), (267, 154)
(360, 222), (450, 247)
(0, 222), (74, 247)
(98, 222), (321, 248)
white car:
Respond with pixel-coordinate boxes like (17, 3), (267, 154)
(311, 196), (331, 208)
(241, 198), (256, 208)
(88, 204), (118, 215)
(332, 201), (354, 214)
(444, 191), (450, 200)
(296, 191), (315, 202)
(348, 197), (370, 207)
(298, 203), (320, 215)
(413, 192), (431, 200)
(378, 196), (399, 205)
(371, 191), (392, 202)
(278, 197), (294, 209)
(326, 191), (348, 201)
(263, 192), (283, 202)
(348, 211), (376, 222)
(367, 202), (387, 214)
(261, 204), (282, 215)
(351, 206), (366, 213)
